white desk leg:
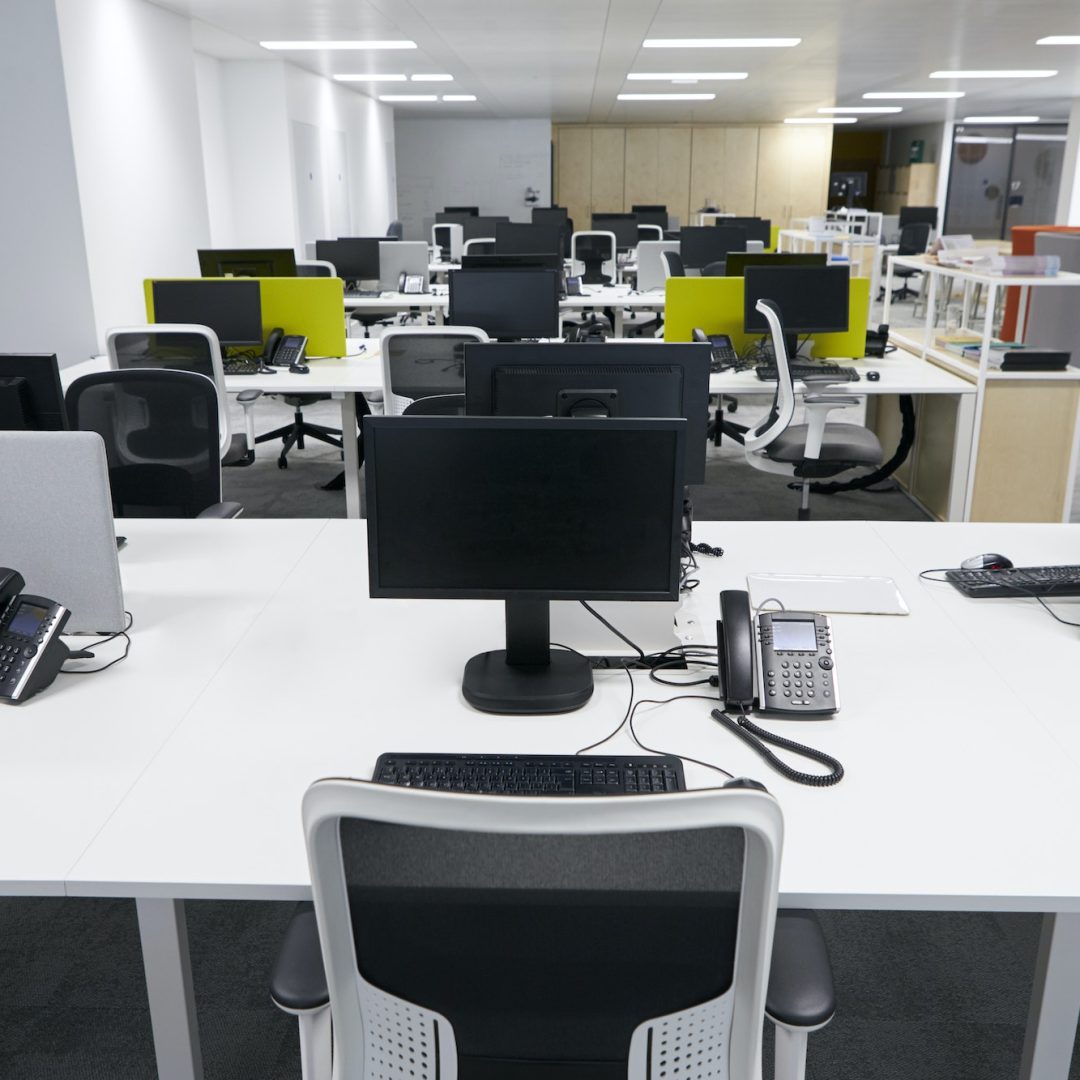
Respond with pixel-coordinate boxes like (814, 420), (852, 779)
(137, 898), (203, 1080)
(434, 303), (445, 326)
(948, 391), (977, 522)
(1019, 912), (1080, 1080)
(614, 307), (625, 337)
(341, 392), (361, 519)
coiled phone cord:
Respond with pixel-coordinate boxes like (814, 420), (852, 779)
(711, 707), (844, 787)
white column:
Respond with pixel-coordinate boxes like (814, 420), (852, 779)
(1055, 100), (1080, 225)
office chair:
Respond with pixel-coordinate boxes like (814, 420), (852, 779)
(106, 325), (260, 466)
(571, 230), (617, 285)
(380, 325), (489, 415)
(885, 222), (933, 302)
(401, 393), (466, 415)
(66, 369), (242, 518)
(272, 778), (834, 1080)
(296, 260), (335, 278)
(255, 390), (343, 471)
(701, 260), (728, 277)
(721, 299), (883, 519)
(386, 220), (404, 240)
(432, 223), (464, 263)
(636, 223), (664, 244)
(463, 237), (496, 256)
(661, 249), (686, 278)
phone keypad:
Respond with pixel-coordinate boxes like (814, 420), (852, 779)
(757, 617), (836, 713)
(0, 609), (60, 698)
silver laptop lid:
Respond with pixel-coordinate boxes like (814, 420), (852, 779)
(0, 431), (125, 633)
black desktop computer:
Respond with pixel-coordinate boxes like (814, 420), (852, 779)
(495, 221), (565, 257)
(448, 269), (560, 340)
(590, 213), (639, 251)
(151, 280), (264, 348)
(314, 238), (382, 285)
(197, 248), (297, 278)
(0, 354), (67, 431)
(743, 265), (850, 357)
(680, 226), (748, 270)
(724, 252), (827, 277)
(364, 415), (686, 713)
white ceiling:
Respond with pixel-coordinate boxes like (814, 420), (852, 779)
(155, 0), (1080, 126)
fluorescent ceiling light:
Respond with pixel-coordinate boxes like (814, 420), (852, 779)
(863, 91), (964, 99)
(785, 117), (857, 124)
(261, 40), (417, 50)
(442, 95), (477, 102)
(955, 136), (1014, 145)
(818, 106), (902, 114)
(963, 115), (1040, 123)
(333, 74), (407, 82)
(643, 38), (800, 48)
(1037, 35), (1080, 45)
(627, 72), (748, 81)
(931, 69), (1057, 78)
(1015, 132), (1068, 141)
(379, 94), (438, 102)
(617, 92), (716, 101)
(411, 74), (453, 82)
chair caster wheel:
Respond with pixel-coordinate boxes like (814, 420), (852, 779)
(278, 458), (288, 470)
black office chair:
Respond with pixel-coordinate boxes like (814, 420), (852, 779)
(254, 392), (343, 470)
(386, 220), (404, 240)
(402, 393), (466, 415)
(886, 222), (933, 302)
(272, 778), (835, 1080)
(66, 369), (242, 518)
(701, 259), (727, 277)
(296, 261), (334, 278)
(381, 326), (489, 414)
(661, 249), (686, 278)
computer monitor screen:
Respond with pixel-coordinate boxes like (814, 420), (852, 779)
(464, 342), (710, 485)
(197, 248), (297, 278)
(743, 266), (850, 335)
(531, 207), (568, 226)
(365, 415), (685, 712)
(591, 213), (639, 250)
(632, 205), (668, 230)
(719, 218), (771, 247)
(448, 269), (560, 340)
(0, 354), (66, 431)
(460, 253), (563, 273)
(314, 238), (381, 282)
(899, 206), (938, 228)
(463, 215), (510, 242)
(495, 221), (564, 256)
(680, 226), (748, 269)
(436, 211), (474, 227)
(151, 280), (264, 347)
(444, 206), (479, 216)
(724, 252), (827, 277)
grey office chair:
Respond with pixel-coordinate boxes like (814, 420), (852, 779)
(722, 299), (883, 519)
(272, 778), (834, 1080)
(386, 220), (404, 240)
(106, 325), (260, 466)
(661, 249), (686, 278)
(571, 230), (617, 285)
(380, 325), (489, 415)
(66, 369), (242, 518)
(701, 260), (728, 277)
(296, 260), (335, 278)
(885, 222), (933, 302)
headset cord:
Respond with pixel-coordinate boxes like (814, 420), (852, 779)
(710, 708), (844, 787)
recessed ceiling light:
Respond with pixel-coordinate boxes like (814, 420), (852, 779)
(411, 74), (453, 82)
(785, 117), (857, 124)
(379, 94), (438, 103)
(261, 40), (417, 50)
(442, 95), (477, 102)
(963, 115), (1041, 123)
(930, 69), (1056, 78)
(617, 92), (717, 101)
(955, 136), (1015, 145)
(1015, 132), (1068, 141)
(627, 72), (748, 81)
(1037, 36), (1080, 45)
(863, 91), (965, 99)
(818, 106), (903, 114)
(333, 74), (408, 83)
(643, 38), (800, 48)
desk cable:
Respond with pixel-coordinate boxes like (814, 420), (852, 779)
(919, 568), (1080, 629)
(61, 611), (134, 675)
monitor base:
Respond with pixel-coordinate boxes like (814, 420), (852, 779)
(462, 650), (594, 714)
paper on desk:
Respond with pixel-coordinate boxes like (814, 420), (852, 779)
(746, 573), (909, 615)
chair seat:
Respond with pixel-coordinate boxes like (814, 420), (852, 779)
(766, 423), (883, 467)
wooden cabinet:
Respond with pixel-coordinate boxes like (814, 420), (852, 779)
(688, 127), (758, 219)
(875, 162), (939, 214)
(590, 127), (625, 215)
(656, 128), (691, 224)
(754, 125), (833, 227)
(555, 126), (593, 231)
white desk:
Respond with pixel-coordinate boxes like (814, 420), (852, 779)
(344, 287), (449, 324)
(6, 518), (1071, 1080)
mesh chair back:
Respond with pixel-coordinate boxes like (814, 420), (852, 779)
(381, 328), (488, 415)
(662, 249), (686, 277)
(66, 369), (222, 518)
(897, 222), (933, 256)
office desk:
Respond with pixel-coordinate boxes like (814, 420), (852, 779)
(344, 287), (450, 324)
(563, 284), (666, 335)
(20, 518), (1077, 1080)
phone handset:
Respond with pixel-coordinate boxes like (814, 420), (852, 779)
(0, 568), (74, 705)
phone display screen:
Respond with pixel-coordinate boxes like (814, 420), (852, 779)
(9, 602), (48, 637)
(772, 619), (817, 652)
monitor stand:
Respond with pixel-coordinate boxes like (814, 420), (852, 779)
(462, 598), (594, 714)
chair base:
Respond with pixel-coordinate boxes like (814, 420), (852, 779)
(256, 413), (343, 470)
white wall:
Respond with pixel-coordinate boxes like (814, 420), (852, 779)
(55, 0), (212, 344)
(1, 0), (96, 368)
(193, 53), (235, 246)
(394, 118), (551, 240)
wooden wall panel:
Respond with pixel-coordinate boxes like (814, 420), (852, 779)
(689, 127), (725, 218)
(722, 127), (759, 216)
(555, 126), (592, 233)
(656, 127), (691, 226)
(789, 126), (834, 220)
(754, 126), (793, 226)
(624, 127), (659, 212)
(590, 127), (626, 217)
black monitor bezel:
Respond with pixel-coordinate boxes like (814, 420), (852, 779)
(590, 213), (639, 250)
(0, 353), (67, 431)
(448, 268), (561, 339)
(716, 217), (771, 246)
(444, 206), (480, 216)
(679, 226), (748, 269)
(197, 248), (297, 278)
(742, 265), (851, 335)
(150, 279), (264, 347)
(463, 215), (511, 242)
(365, 415), (685, 602)
(460, 253), (563, 273)
(724, 252), (828, 277)
(315, 238), (382, 281)
(495, 221), (564, 257)
(531, 206), (569, 226)
(632, 205), (669, 230)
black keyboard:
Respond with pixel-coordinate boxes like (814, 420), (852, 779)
(222, 358), (263, 375)
(756, 363), (860, 382)
(346, 287), (383, 298)
(374, 753), (686, 795)
(945, 565), (1080, 598)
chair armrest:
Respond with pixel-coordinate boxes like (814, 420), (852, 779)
(766, 910), (835, 1029)
(803, 394), (858, 406)
(196, 502), (244, 519)
(271, 909), (329, 1012)
(236, 389), (262, 404)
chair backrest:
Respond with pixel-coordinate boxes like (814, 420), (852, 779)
(636, 223), (664, 245)
(106, 325), (230, 460)
(386, 220), (405, 240)
(304, 779), (782, 1080)
(66, 369), (224, 518)
(661, 249), (686, 278)
(401, 393), (466, 415)
(898, 221), (933, 256)
(380, 326), (490, 415)
(463, 237), (496, 256)
(635, 241), (680, 292)
(296, 260), (335, 278)
(571, 230), (617, 283)
(743, 298), (797, 455)
(701, 260), (727, 277)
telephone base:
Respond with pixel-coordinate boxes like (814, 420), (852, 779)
(462, 649), (594, 715)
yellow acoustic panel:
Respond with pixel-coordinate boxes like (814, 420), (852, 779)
(768, 224), (780, 253)
(144, 278), (347, 358)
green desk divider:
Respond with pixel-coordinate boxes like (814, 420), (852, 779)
(768, 224), (780, 253)
(144, 277), (346, 358)
(664, 275), (869, 359)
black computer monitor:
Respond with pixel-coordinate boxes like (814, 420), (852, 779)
(591, 213), (639, 251)
(680, 226), (748, 270)
(314, 238), (382, 282)
(899, 206), (939, 228)
(0, 354), (67, 431)
(495, 221), (564, 257)
(632, 205), (668, 230)
(460, 253), (563, 273)
(464, 342), (710, 485)
(463, 216), (510, 242)
(724, 252), (827, 277)
(448, 269), (560, 340)
(436, 211), (474, 227)
(719, 218), (771, 247)
(444, 206), (480, 216)
(532, 207), (568, 226)
(197, 248), (297, 278)
(151, 280), (264, 348)
(743, 266), (850, 355)
(365, 415), (685, 713)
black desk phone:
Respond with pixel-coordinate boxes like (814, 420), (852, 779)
(692, 328), (739, 370)
(264, 328), (308, 370)
(0, 569), (72, 704)
(399, 272), (426, 295)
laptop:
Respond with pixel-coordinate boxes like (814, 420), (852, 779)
(0, 431), (126, 633)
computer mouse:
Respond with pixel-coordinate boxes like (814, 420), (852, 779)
(866, 370), (881, 381)
(289, 363), (310, 375)
(960, 553), (1014, 571)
